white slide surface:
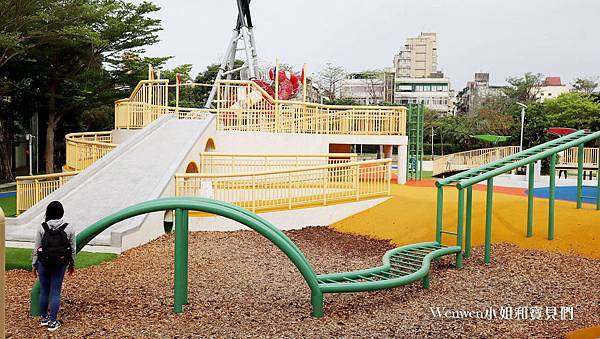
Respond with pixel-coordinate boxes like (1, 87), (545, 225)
(6, 114), (213, 252)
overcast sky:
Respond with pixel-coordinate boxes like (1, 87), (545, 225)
(135, 0), (600, 89)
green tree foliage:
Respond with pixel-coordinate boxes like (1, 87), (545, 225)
(572, 77), (598, 94)
(0, 0), (163, 175)
(191, 60), (244, 106)
(503, 72), (544, 102)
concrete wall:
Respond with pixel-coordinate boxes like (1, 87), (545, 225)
(188, 197), (389, 231)
(213, 131), (406, 155)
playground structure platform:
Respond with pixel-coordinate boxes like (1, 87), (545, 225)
(7, 79), (413, 253)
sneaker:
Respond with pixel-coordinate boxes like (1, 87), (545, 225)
(40, 316), (49, 327)
(47, 320), (61, 332)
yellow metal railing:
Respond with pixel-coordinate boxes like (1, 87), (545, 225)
(65, 131), (117, 171)
(433, 146), (520, 176)
(199, 152), (358, 174)
(557, 147), (598, 168)
(114, 80), (170, 129)
(215, 80), (407, 135)
(16, 171), (80, 214)
(175, 159), (392, 212)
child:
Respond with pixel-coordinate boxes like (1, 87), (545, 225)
(32, 201), (76, 332)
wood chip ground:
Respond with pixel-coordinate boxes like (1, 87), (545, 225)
(5, 227), (599, 338)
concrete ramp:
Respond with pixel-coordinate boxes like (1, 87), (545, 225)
(6, 114), (214, 252)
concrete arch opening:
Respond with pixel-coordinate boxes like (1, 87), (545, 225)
(204, 138), (216, 152)
(185, 161), (199, 173)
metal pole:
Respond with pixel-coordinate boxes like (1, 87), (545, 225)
(173, 208), (186, 313)
(419, 103), (424, 180)
(431, 126), (434, 158)
(548, 154), (556, 240)
(484, 178), (493, 264)
(175, 74), (180, 114)
(465, 186), (473, 257)
(27, 135), (33, 175)
(519, 106), (525, 152)
(456, 188), (464, 269)
(435, 186), (443, 244)
(527, 162), (534, 237)
(406, 104), (412, 180)
(576, 144), (584, 209)
(182, 209), (189, 304)
(302, 63), (307, 102)
(206, 30), (239, 108)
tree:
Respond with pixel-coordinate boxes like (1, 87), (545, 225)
(317, 63), (346, 100)
(191, 60), (244, 106)
(504, 72), (544, 102)
(543, 92), (600, 131)
(2, 0), (163, 173)
(572, 77), (598, 94)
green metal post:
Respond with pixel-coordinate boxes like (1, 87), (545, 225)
(548, 154), (556, 240)
(576, 144), (584, 209)
(464, 186), (473, 258)
(422, 273), (430, 289)
(527, 162), (535, 237)
(182, 209), (189, 304)
(311, 291), (324, 318)
(455, 188), (464, 269)
(597, 147), (600, 211)
(406, 104), (412, 180)
(419, 104), (424, 180)
(435, 186), (443, 244)
(484, 178), (493, 264)
(415, 103), (421, 179)
(173, 208), (186, 313)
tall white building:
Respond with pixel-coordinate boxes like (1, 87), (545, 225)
(393, 32), (438, 78)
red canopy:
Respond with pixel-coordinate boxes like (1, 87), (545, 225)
(547, 127), (577, 136)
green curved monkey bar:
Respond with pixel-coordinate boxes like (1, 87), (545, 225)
(30, 197), (461, 318)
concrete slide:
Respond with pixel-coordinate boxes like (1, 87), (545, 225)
(6, 114), (214, 252)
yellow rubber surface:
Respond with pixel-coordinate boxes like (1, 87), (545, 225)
(332, 184), (600, 259)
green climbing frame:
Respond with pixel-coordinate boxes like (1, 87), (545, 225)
(435, 130), (600, 264)
(407, 103), (425, 180)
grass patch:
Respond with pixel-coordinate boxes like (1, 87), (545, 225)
(0, 195), (16, 217)
(6, 247), (117, 271)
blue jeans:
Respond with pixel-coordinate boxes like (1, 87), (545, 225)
(37, 262), (67, 322)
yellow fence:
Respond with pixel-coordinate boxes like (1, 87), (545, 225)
(175, 159), (391, 212)
(557, 147), (599, 168)
(112, 79), (407, 136)
(199, 152), (358, 174)
(114, 80), (170, 129)
(16, 171), (80, 214)
(433, 146), (520, 176)
(65, 131), (117, 171)
(215, 80), (407, 135)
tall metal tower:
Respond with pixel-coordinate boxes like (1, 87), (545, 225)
(205, 0), (260, 108)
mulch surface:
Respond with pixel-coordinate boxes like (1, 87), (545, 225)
(5, 227), (599, 338)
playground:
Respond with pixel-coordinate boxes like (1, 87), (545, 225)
(4, 178), (600, 336)
(5, 227), (599, 337)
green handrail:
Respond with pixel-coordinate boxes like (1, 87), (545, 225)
(456, 130), (600, 189)
(437, 130), (588, 187)
(30, 197), (324, 317)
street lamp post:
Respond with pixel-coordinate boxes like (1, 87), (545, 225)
(517, 102), (528, 152)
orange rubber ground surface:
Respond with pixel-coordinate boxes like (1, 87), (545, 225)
(331, 182), (600, 259)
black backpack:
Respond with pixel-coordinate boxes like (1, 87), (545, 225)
(38, 222), (71, 267)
